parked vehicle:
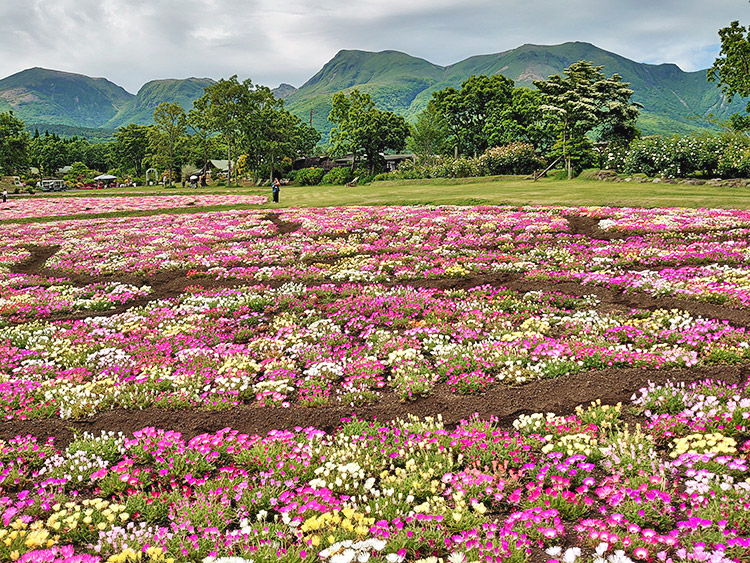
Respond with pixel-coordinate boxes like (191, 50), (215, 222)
(38, 179), (69, 192)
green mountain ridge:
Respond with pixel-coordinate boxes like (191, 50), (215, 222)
(0, 67), (132, 128)
(284, 42), (748, 139)
(2, 42), (746, 142)
(105, 77), (215, 129)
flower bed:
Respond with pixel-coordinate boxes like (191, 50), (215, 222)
(2, 205), (750, 305)
(0, 380), (747, 563)
(0, 203), (748, 562)
(0, 195), (267, 220)
(0, 283), (747, 420)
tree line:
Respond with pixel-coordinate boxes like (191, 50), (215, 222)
(0, 76), (320, 186)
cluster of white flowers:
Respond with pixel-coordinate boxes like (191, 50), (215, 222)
(309, 461), (376, 495)
(304, 361), (344, 381)
(512, 412), (563, 435)
(86, 347), (134, 371)
(318, 538), (388, 563)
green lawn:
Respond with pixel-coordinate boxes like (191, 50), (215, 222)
(6, 176), (750, 225)
(271, 176), (750, 210)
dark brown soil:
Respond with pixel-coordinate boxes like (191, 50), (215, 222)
(4, 214), (750, 447)
(2, 364), (745, 449)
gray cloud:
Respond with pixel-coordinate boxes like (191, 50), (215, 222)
(0, 0), (745, 92)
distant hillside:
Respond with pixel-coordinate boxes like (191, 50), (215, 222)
(26, 123), (117, 143)
(0, 69), (214, 134)
(2, 43), (747, 142)
(285, 42), (749, 140)
(285, 50), (445, 138)
(0, 67), (133, 128)
(106, 77), (215, 129)
(272, 83), (298, 100)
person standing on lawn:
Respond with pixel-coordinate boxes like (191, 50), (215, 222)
(272, 178), (281, 203)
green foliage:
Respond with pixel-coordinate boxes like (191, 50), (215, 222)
(717, 138), (750, 177)
(63, 161), (93, 185)
(196, 75), (256, 184)
(111, 123), (150, 177)
(148, 102), (187, 184)
(534, 60), (640, 178)
(322, 166), (353, 185)
(431, 74), (516, 156)
(394, 142), (544, 179)
(407, 101), (451, 160)
(708, 21), (750, 113)
(295, 167), (325, 186)
(478, 142), (546, 175)
(328, 89), (409, 174)
(0, 111), (29, 174)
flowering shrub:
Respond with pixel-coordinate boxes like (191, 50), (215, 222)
(394, 143), (544, 179)
(602, 134), (750, 178)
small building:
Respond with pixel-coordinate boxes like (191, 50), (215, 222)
(383, 154), (413, 172)
(293, 153), (413, 173)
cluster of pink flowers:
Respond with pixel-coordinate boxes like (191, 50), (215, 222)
(0, 195), (267, 220)
(0, 283), (745, 420)
(0, 379), (744, 562)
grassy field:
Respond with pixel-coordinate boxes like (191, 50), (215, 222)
(6, 175), (750, 218)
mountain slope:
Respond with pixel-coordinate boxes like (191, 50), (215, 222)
(285, 49), (446, 136)
(2, 43), (746, 141)
(105, 77), (215, 129)
(0, 67), (133, 128)
(285, 43), (748, 139)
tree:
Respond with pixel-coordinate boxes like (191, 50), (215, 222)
(407, 101), (450, 162)
(431, 74), (515, 157)
(534, 61), (640, 179)
(254, 102), (320, 181)
(294, 121), (321, 157)
(29, 134), (67, 178)
(328, 90), (409, 174)
(187, 96), (218, 173)
(195, 76), (256, 185)
(149, 102), (187, 185)
(493, 88), (556, 154)
(0, 111), (29, 175)
(709, 20), (750, 113)
(111, 124), (150, 177)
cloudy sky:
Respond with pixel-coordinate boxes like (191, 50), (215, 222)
(0, 0), (746, 93)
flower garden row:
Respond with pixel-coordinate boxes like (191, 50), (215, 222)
(0, 195), (267, 220)
(4, 206), (750, 318)
(0, 378), (748, 563)
(1, 282), (748, 420)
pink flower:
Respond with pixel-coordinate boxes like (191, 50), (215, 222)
(633, 547), (649, 560)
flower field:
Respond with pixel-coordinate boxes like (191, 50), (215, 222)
(0, 202), (748, 563)
(0, 195), (267, 220)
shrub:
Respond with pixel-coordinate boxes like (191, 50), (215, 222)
(477, 142), (546, 175)
(614, 134), (725, 178)
(717, 141), (750, 177)
(321, 167), (353, 185)
(295, 167), (325, 186)
(392, 143), (544, 180)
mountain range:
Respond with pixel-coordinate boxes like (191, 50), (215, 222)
(0, 42), (745, 142)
